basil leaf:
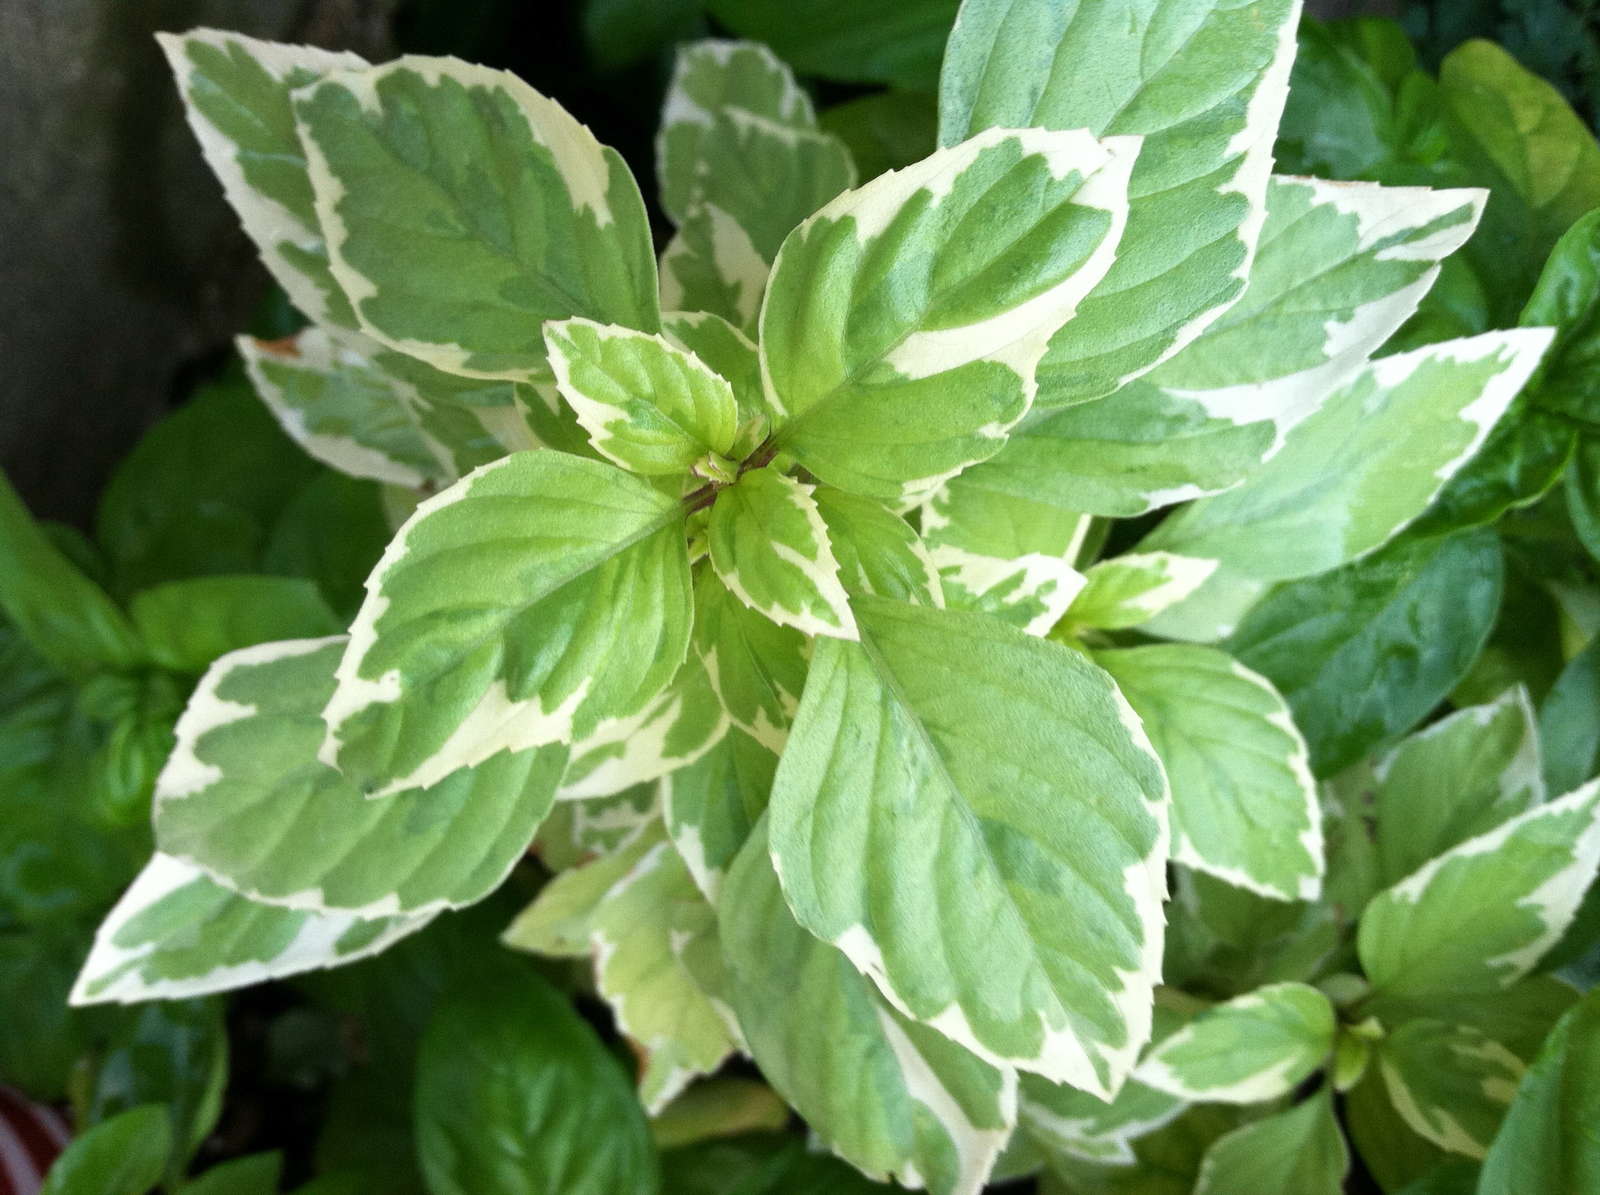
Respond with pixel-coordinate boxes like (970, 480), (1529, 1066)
(413, 961), (659, 1195)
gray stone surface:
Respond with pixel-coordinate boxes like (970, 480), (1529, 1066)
(0, 0), (395, 524)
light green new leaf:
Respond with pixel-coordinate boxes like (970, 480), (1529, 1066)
(239, 330), (441, 488)
(1439, 39), (1600, 321)
(1136, 983), (1335, 1104)
(294, 57), (659, 380)
(1066, 553), (1217, 632)
(657, 40), (817, 224)
(648, 1078), (790, 1150)
(71, 854), (433, 1004)
(1018, 1069), (1184, 1167)
(1478, 989), (1600, 1194)
(940, 0), (1300, 409)
(1096, 645), (1321, 902)
(1144, 329), (1553, 583)
(1192, 1089), (1348, 1195)
(661, 728), (776, 902)
(129, 575), (341, 674)
(921, 477), (1089, 636)
(769, 598), (1169, 1094)
(708, 468), (856, 638)
(506, 822), (661, 956)
(40, 1104), (171, 1195)
(544, 318), (738, 477)
(661, 311), (769, 454)
(1359, 780), (1600, 1001)
(556, 652), (727, 800)
(155, 638), (566, 915)
(415, 962), (659, 1195)
(813, 487), (943, 607)
(1377, 1020), (1523, 1159)
(759, 127), (1137, 501)
(534, 784), (658, 873)
(585, 841), (738, 1111)
(506, 824), (736, 1112)
(323, 451), (692, 796)
(158, 31), (367, 329)
(1372, 687), (1545, 885)
(722, 824), (1016, 1195)
(691, 566), (808, 752)
(1224, 529), (1503, 776)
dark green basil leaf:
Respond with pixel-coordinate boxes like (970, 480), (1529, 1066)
(261, 472), (393, 618)
(414, 959), (659, 1195)
(818, 92), (937, 181)
(1479, 989), (1600, 1194)
(703, 0), (956, 89)
(86, 999), (229, 1180)
(128, 574), (341, 674)
(661, 1133), (892, 1194)
(40, 1105), (171, 1195)
(1228, 530), (1502, 775)
(95, 373), (318, 597)
(178, 1152), (284, 1195)
(0, 471), (143, 677)
(1541, 636), (1600, 797)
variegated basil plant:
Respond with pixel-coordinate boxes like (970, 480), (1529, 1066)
(1043, 688), (1600, 1193)
(71, 2), (1575, 1191)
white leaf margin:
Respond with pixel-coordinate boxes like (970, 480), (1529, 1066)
(71, 853), (434, 1005)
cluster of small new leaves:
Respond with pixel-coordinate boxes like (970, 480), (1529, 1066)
(56, 2), (1600, 1193)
